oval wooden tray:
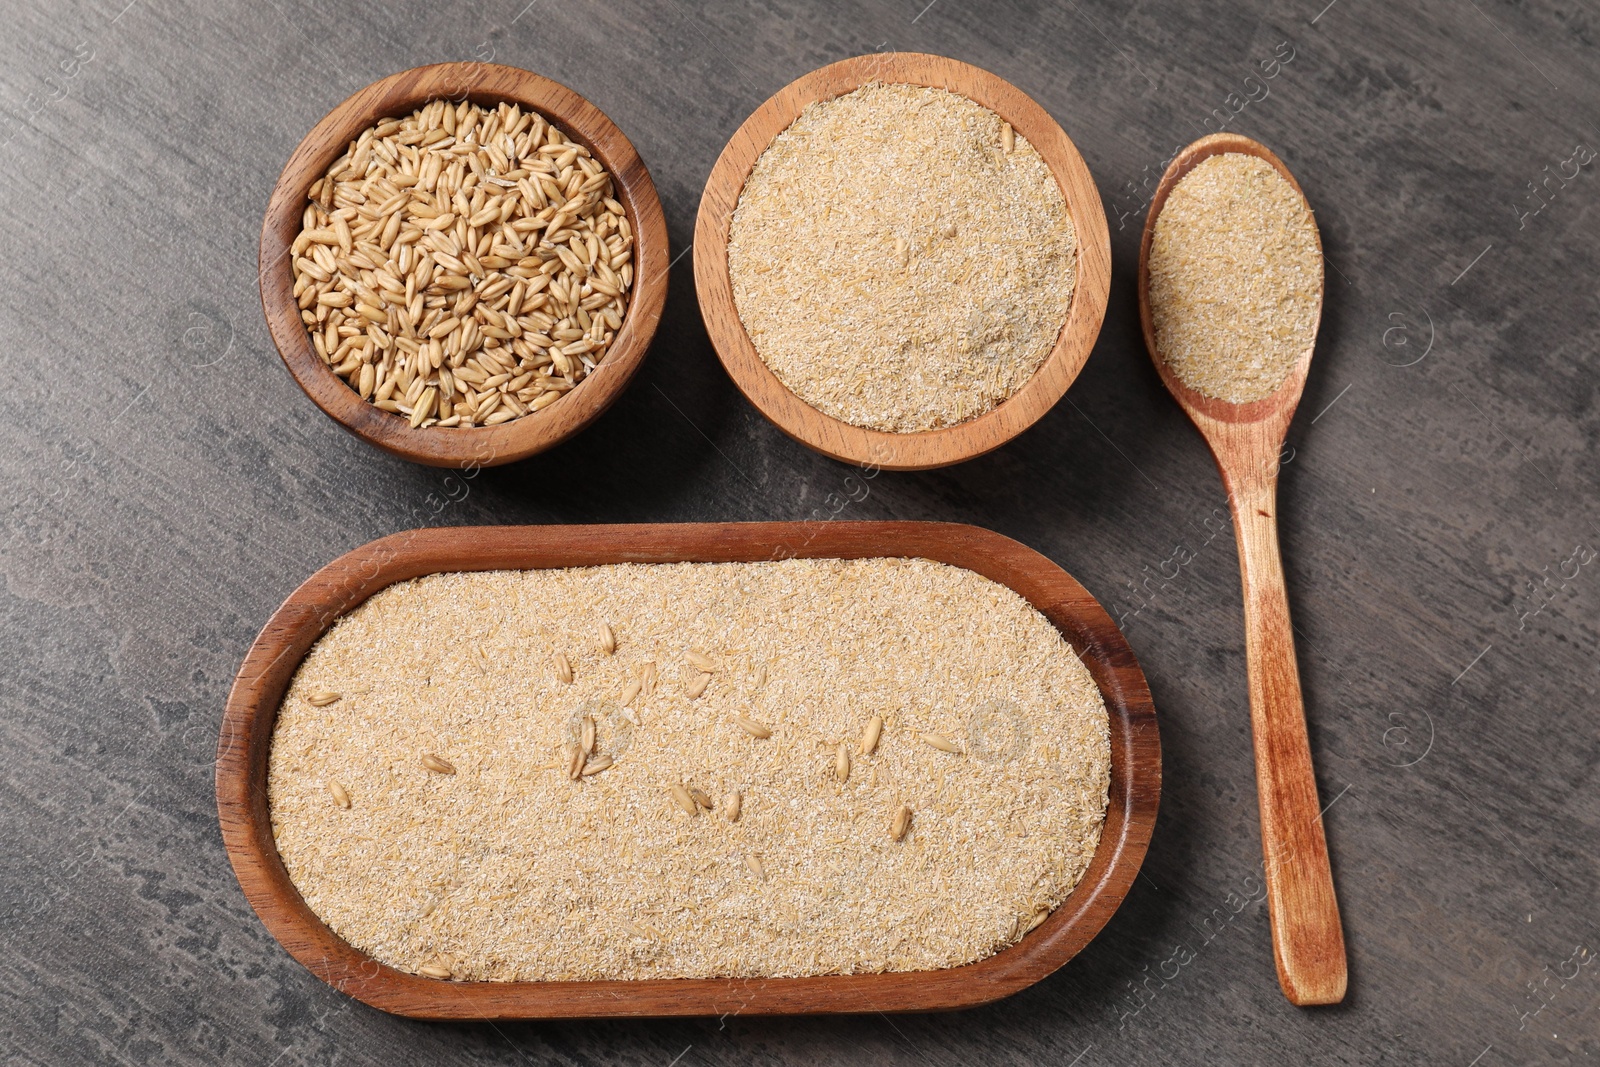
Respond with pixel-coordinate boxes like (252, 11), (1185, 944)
(217, 522), (1159, 1019)
(694, 53), (1112, 471)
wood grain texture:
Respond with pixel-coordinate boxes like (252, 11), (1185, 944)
(693, 53), (1111, 471)
(1138, 134), (1345, 1006)
(259, 63), (669, 468)
(217, 521), (1160, 1019)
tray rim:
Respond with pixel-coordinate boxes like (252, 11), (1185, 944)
(216, 521), (1160, 1019)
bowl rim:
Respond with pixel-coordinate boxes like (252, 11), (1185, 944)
(217, 520), (1160, 1019)
(693, 52), (1112, 472)
(259, 62), (669, 469)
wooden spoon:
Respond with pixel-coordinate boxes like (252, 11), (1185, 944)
(1137, 133), (1347, 1006)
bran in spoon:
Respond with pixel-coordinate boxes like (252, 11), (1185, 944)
(1147, 152), (1321, 403)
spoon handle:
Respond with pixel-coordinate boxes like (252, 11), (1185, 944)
(1226, 469), (1348, 1006)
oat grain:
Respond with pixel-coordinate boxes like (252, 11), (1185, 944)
(291, 101), (634, 428)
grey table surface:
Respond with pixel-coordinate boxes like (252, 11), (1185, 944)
(2, 0), (1597, 1063)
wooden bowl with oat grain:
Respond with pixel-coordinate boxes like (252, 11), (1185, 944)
(260, 63), (669, 468)
(695, 53), (1111, 471)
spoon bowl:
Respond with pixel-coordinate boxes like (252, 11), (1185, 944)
(1138, 133), (1323, 434)
(1138, 133), (1346, 1007)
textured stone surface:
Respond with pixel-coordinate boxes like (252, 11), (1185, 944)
(0, 0), (1595, 1063)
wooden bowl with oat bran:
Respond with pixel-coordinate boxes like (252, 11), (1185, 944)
(217, 521), (1160, 1019)
(260, 63), (668, 468)
(695, 53), (1111, 471)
